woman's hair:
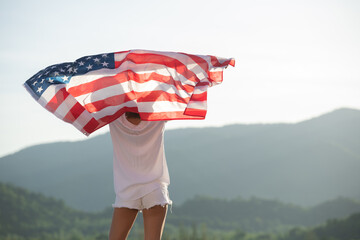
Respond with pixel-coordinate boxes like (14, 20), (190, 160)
(125, 112), (140, 119)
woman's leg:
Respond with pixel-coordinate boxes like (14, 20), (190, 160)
(109, 207), (139, 240)
(142, 205), (168, 240)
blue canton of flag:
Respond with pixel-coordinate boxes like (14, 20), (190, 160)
(25, 53), (115, 100)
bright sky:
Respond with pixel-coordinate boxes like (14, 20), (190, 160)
(0, 0), (359, 157)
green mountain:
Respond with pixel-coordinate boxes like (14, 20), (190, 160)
(0, 108), (359, 211)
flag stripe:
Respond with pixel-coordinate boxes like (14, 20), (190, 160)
(84, 91), (136, 113)
(74, 110), (102, 135)
(64, 102), (86, 123)
(140, 110), (206, 120)
(45, 87), (69, 113)
(82, 118), (101, 135)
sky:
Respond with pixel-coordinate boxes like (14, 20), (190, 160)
(0, 0), (359, 157)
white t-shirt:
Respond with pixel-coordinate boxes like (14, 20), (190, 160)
(109, 114), (170, 201)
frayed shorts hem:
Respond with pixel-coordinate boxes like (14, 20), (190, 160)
(112, 186), (172, 211)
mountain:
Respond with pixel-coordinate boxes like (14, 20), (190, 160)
(0, 107), (359, 211)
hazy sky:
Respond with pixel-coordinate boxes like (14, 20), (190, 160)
(0, 0), (359, 157)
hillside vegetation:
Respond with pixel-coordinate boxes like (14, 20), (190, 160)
(1, 182), (360, 240)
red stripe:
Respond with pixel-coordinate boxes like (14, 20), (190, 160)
(82, 118), (101, 135)
(140, 110), (206, 120)
(195, 82), (210, 87)
(208, 71), (224, 84)
(183, 108), (207, 118)
(68, 70), (194, 97)
(45, 87), (69, 112)
(84, 91), (136, 113)
(63, 102), (85, 123)
(229, 58), (235, 67)
(188, 92), (207, 102)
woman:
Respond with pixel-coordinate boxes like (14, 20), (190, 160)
(108, 112), (172, 240)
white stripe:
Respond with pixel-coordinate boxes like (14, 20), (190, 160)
(186, 101), (207, 110)
(137, 101), (187, 113)
(72, 109), (94, 131)
(193, 85), (208, 94)
(53, 94), (77, 120)
(209, 68), (226, 73)
(217, 56), (232, 65)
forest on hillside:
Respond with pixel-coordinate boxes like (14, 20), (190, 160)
(1, 182), (360, 240)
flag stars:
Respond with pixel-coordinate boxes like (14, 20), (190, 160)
(48, 78), (54, 83)
(60, 68), (65, 72)
(36, 86), (43, 93)
(78, 61), (84, 66)
(73, 67), (78, 73)
(86, 64), (93, 70)
(32, 81), (38, 86)
(54, 71), (59, 76)
(93, 57), (100, 63)
(102, 54), (108, 58)
(40, 79), (45, 84)
(86, 56), (92, 60)
(102, 61), (109, 67)
(67, 67), (73, 73)
(62, 76), (69, 82)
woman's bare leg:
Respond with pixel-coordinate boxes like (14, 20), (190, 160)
(143, 205), (168, 240)
(109, 208), (139, 240)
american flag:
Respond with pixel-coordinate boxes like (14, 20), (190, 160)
(24, 49), (235, 136)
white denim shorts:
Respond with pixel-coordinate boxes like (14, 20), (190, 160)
(112, 186), (172, 211)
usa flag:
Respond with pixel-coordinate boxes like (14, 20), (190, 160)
(24, 50), (235, 136)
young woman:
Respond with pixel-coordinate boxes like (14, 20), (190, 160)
(108, 112), (172, 240)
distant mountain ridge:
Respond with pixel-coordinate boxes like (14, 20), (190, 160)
(0, 107), (359, 211)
